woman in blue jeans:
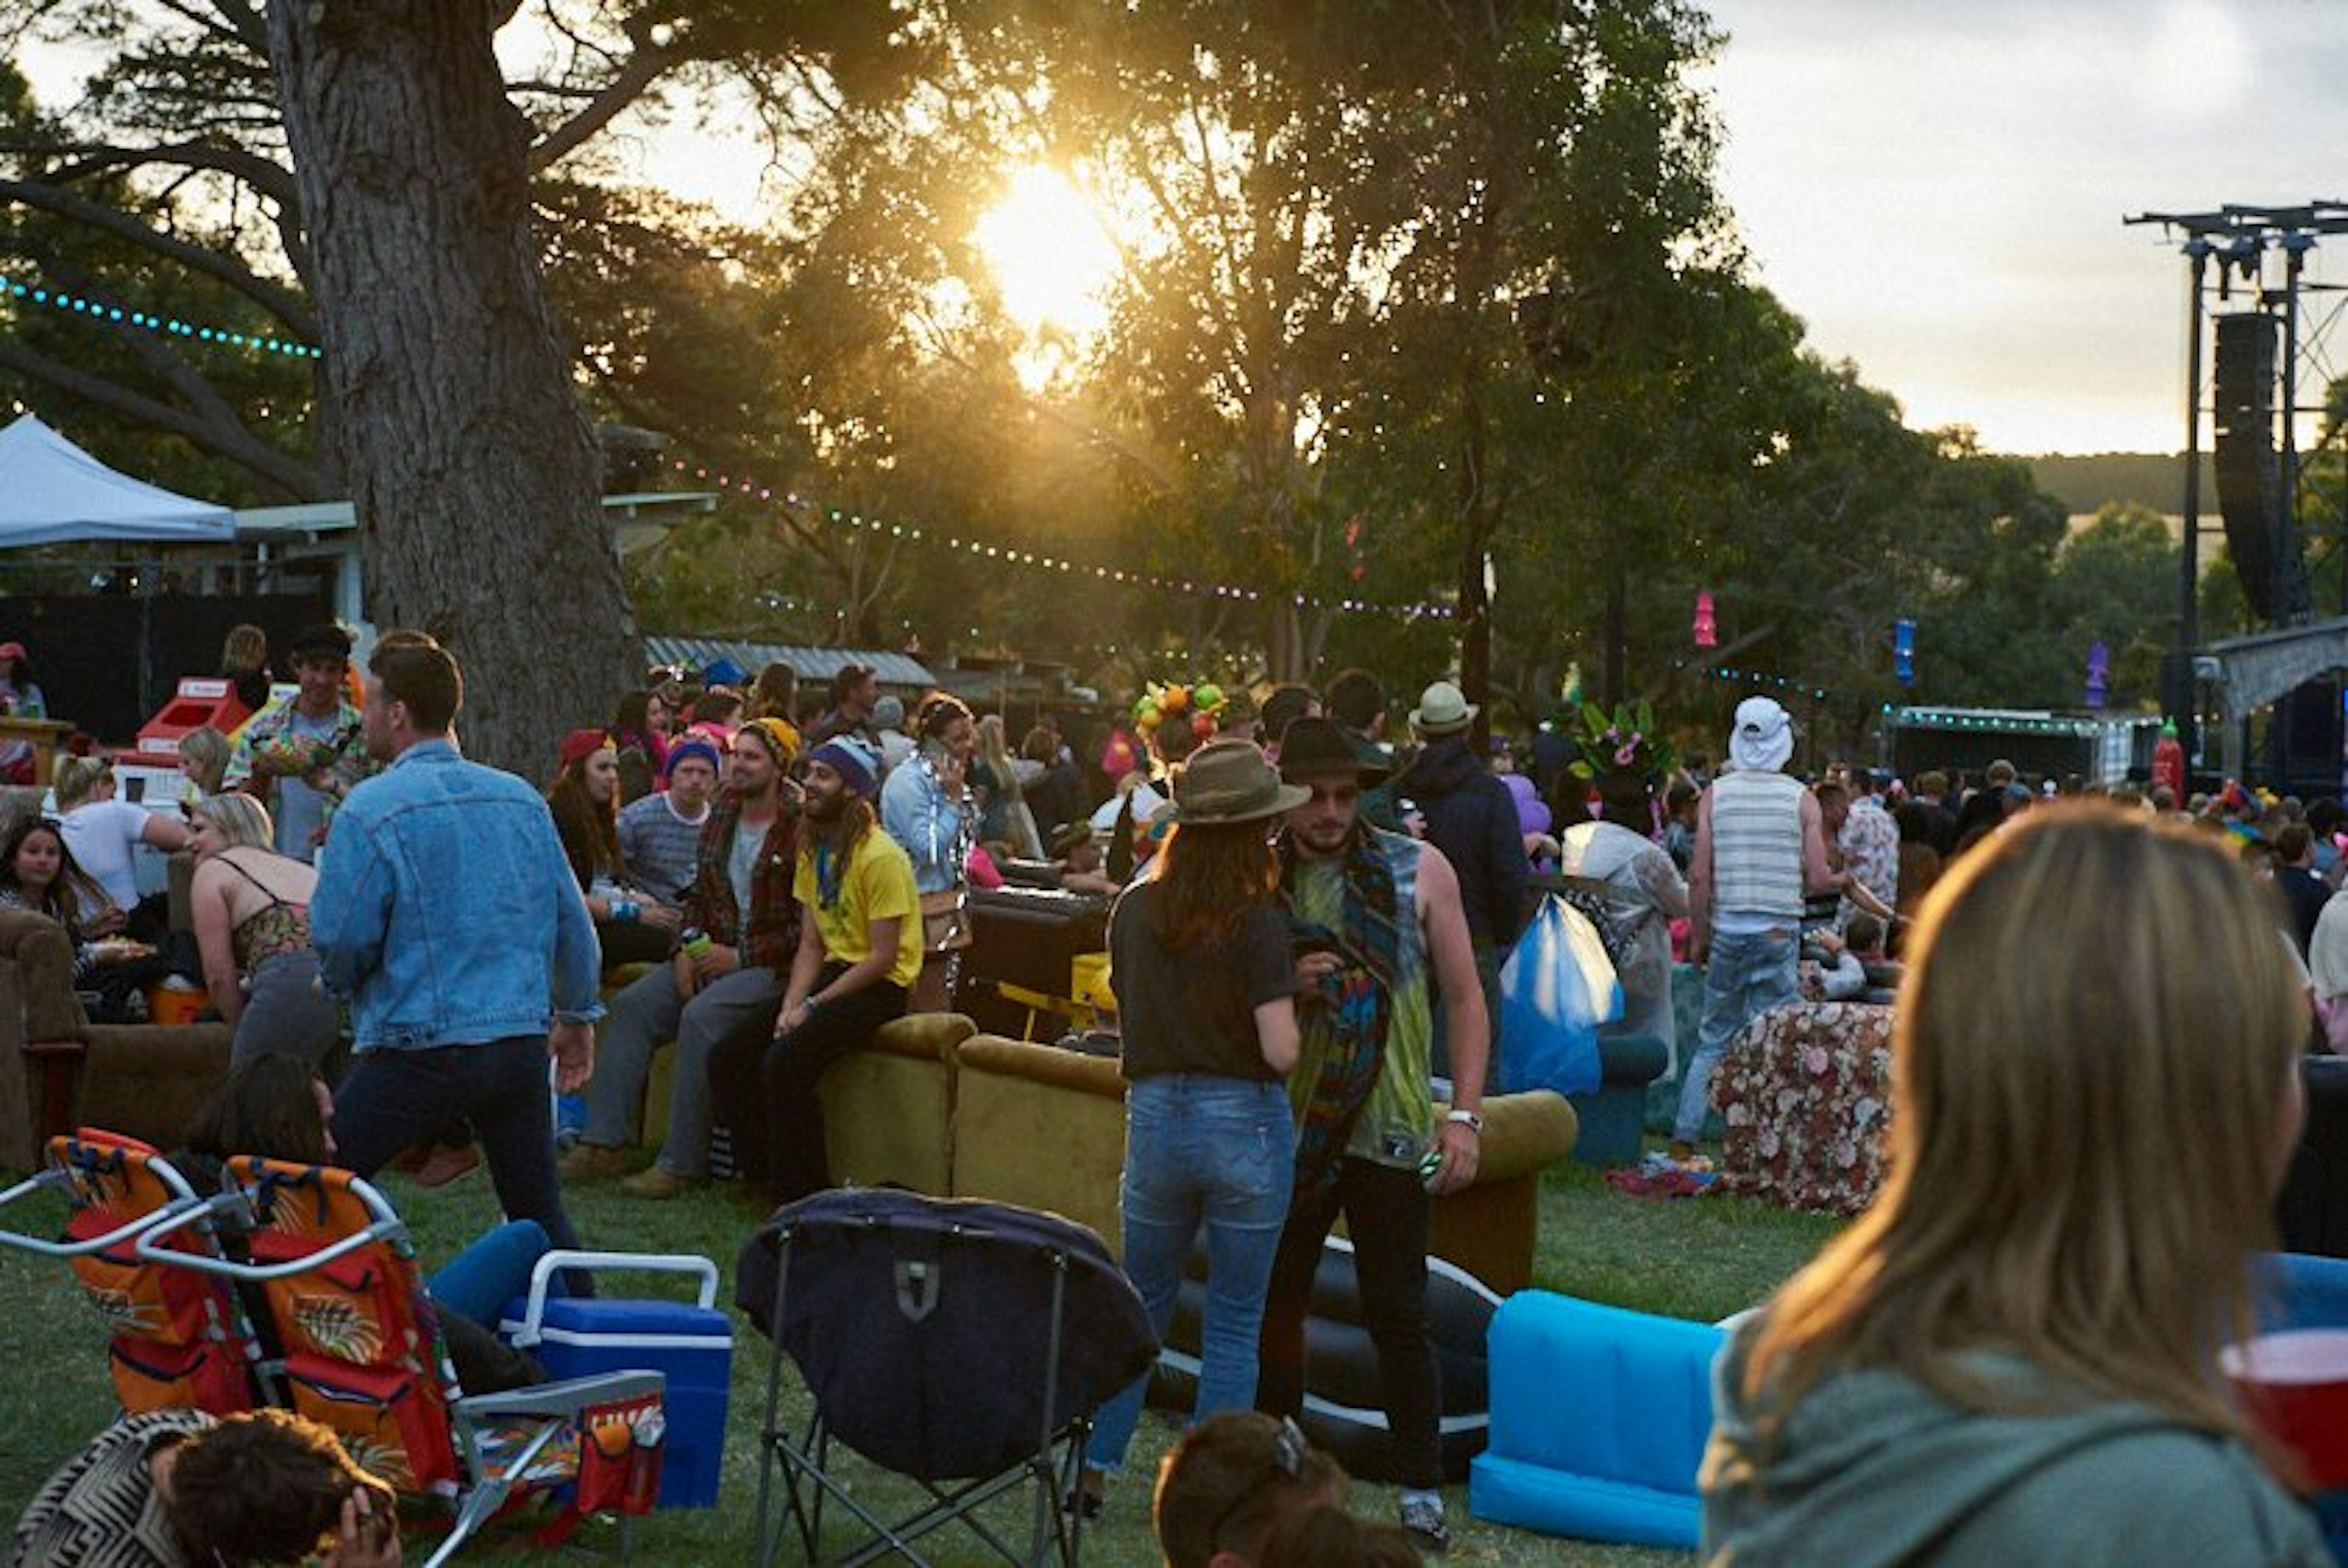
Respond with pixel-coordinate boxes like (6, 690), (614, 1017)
(1074, 738), (1307, 1517)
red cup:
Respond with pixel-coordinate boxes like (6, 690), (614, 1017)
(2223, 1329), (2348, 1492)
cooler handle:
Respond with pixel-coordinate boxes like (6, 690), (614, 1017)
(508, 1250), (721, 1345)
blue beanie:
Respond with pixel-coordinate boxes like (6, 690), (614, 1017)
(809, 736), (880, 800)
(665, 734), (723, 778)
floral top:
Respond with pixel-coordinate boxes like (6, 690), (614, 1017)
(1837, 795), (1900, 925)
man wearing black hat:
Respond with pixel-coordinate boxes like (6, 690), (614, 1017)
(1256, 716), (1488, 1553)
(223, 623), (373, 863)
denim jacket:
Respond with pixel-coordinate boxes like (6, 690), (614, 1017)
(312, 740), (604, 1050)
(880, 749), (973, 896)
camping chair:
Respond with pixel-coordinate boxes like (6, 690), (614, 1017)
(136, 1155), (666, 1568)
(737, 1188), (1157, 1567)
(0, 1128), (267, 1416)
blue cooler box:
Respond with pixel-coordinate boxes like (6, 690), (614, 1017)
(501, 1252), (732, 1509)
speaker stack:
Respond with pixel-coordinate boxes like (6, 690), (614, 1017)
(2212, 311), (2313, 623)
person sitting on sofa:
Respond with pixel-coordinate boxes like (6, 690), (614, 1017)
(715, 735), (916, 1207)
(0, 812), (159, 1011)
(562, 718), (803, 1199)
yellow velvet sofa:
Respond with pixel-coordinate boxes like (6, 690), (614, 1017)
(817, 1021), (1579, 1295)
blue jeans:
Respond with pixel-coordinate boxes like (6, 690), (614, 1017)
(428, 1219), (552, 1327)
(1676, 924), (1799, 1142)
(331, 1036), (591, 1295)
(1087, 1075), (1294, 1473)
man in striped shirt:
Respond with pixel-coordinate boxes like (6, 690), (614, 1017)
(1675, 697), (1838, 1159)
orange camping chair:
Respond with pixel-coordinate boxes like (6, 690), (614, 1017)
(0, 1128), (267, 1416)
(138, 1155), (666, 1568)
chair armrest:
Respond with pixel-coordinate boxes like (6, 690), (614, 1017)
(454, 1369), (665, 1420)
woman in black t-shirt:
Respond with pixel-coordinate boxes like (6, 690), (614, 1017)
(1076, 740), (1308, 1517)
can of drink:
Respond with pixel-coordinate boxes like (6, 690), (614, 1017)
(1417, 1146), (1444, 1189)
(680, 927), (711, 961)
(624, 1410), (666, 1514)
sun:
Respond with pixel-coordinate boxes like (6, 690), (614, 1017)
(972, 164), (1122, 351)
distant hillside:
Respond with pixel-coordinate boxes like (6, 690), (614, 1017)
(2024, 452), (2215, 516)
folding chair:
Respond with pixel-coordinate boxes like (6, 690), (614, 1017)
(0, 1128), (267, 1416)
(138, 1155), (666, 1568)
(737, 1188), (1157, 1567)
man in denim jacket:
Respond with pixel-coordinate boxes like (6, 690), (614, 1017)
(312, 633), (601, 1266)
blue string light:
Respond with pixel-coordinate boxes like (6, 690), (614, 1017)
(674, 458), (1455, 624)
(0, 271), (321, 359)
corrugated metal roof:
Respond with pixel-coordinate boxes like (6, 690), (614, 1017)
(643, 636), (936, 689)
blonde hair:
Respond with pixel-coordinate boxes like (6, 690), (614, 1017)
(1741, 805), (2303, 1441)
(52, 755), (112, 811)
(177, 727), (232, 795)
(221, 623), (268, 675)
(977, 713), (1015, 777)
(191, 790), (275, 852)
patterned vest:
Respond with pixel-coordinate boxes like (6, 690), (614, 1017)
(1710, 768), (1807, 920)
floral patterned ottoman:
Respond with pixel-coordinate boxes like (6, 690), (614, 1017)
(1709, 1001), (1894, 1215)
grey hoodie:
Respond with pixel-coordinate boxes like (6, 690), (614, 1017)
(1702, 1325), (2329, 1566)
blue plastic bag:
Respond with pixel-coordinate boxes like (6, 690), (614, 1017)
(1497, 894), (1623, 1097)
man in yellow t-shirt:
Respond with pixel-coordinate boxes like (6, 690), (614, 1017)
(709, 735), (916, 1204)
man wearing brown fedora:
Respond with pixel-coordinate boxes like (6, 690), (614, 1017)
(1255, 716), (1488, 1553)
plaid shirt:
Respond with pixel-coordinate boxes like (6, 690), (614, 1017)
(685, 799), (801, 973)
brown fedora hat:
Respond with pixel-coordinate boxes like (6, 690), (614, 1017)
(1165, 738), (1311, 825)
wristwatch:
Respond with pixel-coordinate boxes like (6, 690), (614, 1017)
(1445, 1109), (1485, 1135)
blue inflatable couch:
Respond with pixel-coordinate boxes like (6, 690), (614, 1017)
(1469, 1291), (1725, 1550)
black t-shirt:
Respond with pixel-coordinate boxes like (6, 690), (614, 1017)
(1111, 880), (1299, 1082)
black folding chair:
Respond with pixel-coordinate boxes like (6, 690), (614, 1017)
(737, 1189), (1156, 1567)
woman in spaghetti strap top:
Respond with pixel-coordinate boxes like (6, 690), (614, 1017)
(186, 792), (343, 1067)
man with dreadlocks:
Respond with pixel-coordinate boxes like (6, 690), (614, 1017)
(1253, 716), (1489, 1555)
(713, 734), (916, 1206)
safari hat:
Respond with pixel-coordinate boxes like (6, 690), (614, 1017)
(1409, 680), (1477, 737)
(1165, 739), (1310, 825)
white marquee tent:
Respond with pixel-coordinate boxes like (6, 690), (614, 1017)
(0, 413), (235, 547)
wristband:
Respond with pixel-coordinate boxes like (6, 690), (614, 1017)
(616, 899), (638, 923)
(1445, 1109), (1485, 1135)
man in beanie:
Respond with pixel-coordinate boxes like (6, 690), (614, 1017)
(563, 715), (803, 1198)
(617, 730), (722, 903)
(1676, 696), (1837, 1159)
(711, 734), (915, 1204)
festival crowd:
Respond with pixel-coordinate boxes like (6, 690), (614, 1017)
(4, 623), (2344, 1566)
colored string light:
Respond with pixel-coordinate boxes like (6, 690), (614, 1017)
(671, 457), (1455, 622)
(0, 271), (321, 359)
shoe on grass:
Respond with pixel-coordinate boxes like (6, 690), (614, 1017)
(412, 1144), (481, 1189)
(618, 1166), (702, 1201)
(1400, 1495), (1451, 1554)
(556, 1143), (634, 1180)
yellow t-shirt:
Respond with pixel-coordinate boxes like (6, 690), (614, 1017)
(794, 828), (923, 991)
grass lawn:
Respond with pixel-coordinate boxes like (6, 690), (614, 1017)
(0, 1150), (1840, 1564)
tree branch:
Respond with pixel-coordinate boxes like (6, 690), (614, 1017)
(0, 337), (326, 501)
(526, 40), (681, 174)
(34, 138), (300, 213)
(0, 179), (319, 339)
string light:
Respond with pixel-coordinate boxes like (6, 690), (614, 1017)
(670, 457), (1455, 622)
(0, 270), (322, 359)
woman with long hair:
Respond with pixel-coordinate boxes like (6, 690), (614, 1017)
(972, 712), (1046, 860)
(0, 813), (144, 990)
(879, 690), (979, 1014)
(547, 729), (680, 970)
(185, 792), (342, 1067)
(53, 753), (193, 942)
(1702, 806), (2327, 1564)
(1073, 739), (1306, 1518)
(608, 690), (669, 805)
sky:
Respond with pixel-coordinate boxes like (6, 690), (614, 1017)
(1695, 0), (2348, 455)
(17, 2), (2348, 457)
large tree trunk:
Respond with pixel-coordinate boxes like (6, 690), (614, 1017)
(266, 0), (639, 774)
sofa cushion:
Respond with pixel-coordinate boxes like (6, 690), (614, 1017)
(818, 1012), (975, 1196)
(950, 1034), (1127, 1253)
(73, 1023), (234, 1154)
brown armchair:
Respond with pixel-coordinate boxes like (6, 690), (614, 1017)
(0, 908), (234, 1171)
